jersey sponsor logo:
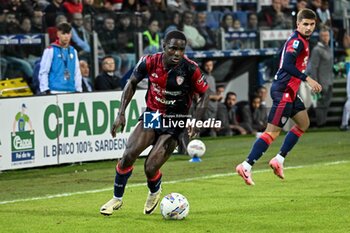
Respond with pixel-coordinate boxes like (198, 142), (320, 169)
(155, 96), (176, 105)
(176, 76), (184, 85)
(151, 73), (159, 78)
(292, 40), (299, 49)
(151, 83), (182, 96)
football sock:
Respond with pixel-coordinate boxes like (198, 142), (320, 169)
(114, 163), (133, 198)
(246, 132), (274, 165)
(147, 170), (162, 193)
(275, 154), (285, 164)
(242, 161), (252, 171)
(279, 125), (304, 157)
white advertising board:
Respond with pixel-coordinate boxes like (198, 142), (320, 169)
(0, 90), (147, 171)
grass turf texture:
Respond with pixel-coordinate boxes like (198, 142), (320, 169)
(0, 130), (349, 232)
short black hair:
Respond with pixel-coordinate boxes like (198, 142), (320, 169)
(164, 30), (187, 43)
(57, 22), (72, 33)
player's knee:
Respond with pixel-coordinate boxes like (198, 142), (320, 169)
(144, 164), (158, 179)
(299, 118), (310, 131)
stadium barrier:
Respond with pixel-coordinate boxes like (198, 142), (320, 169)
(0, 90), (148, 171)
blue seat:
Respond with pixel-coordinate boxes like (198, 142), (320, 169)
(233, 11), (248, 28)
(206, 11), (223, 29)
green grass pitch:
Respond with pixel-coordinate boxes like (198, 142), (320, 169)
(0, 130), (349, 233)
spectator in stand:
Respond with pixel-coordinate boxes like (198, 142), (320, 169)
(220, 13), (243, 50)
(82, 14), (105, 59)
(148, 0), (167, 31)
(216, 85), (225, 103)
(80, 60), (94, 92)
(196, 11), (218, 50)
(44, 0), (65, 28)
(143, 18), (161, 55)
(240, 95), (268, 135)
(247, 12), (258, 30)
(3, 0), (34, 22)
(94, 55), (122, 91)
(316, 0), (331, 29)
(216, 92), (247, 136)
(121, 0), (139, 12)
(82, 0), (100, 17)
(200, 59), (222, 137)
(1, 12), (34, 82)
(47, 14), (68, 43)
(256, 86), (268, 107)
(182, 11), (205, 50)
(340, 33), (350, 131)
(291, 0), (308, 28)
(115, 13), (136, 74)
(39, 22), (82, 94)
(63, 0), (83, 20)
(98, 16), (123, 76)
(71, 12), (91, 60)
(167, 0), (194, 14)
(307, 0), (321, 13)
(30, 7), (44, 33)
(19, 17), (42, 67)
(164, 11), (181, 35)
(233, 19), (244, 32)
(307, 28), (334, 127)
(258, 0), (293, 29)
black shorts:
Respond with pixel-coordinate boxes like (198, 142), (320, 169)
(268, 92), (306, 128)
(138, 111), (187, 143)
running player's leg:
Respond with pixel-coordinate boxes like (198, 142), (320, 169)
(270, 98), (309, 179)
(143, 134), (177, 214)
(100, 121), (155, 215)
(236, 92), (289, 185)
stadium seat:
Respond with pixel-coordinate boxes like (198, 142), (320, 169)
(233, 11), (248, 28)
(206, 11), (223, 29)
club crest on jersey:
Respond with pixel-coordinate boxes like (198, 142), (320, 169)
(176, 76), (184, 85)
(151, 73), (158, 78)
(292, 40), (299, 49)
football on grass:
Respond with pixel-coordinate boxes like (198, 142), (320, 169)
(160, 193), (189, 220)
(187, 139), (206, 158)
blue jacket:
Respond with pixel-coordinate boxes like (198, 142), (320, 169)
(39, 41), (82, 92)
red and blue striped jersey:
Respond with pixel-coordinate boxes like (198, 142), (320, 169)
(133, 53), (208, 115)
(271, 30), (309, 101)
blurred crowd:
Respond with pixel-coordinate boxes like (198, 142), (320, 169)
(0, 0), (348, 132)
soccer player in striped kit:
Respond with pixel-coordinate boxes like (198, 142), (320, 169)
(236, 8), (322, 185)
(100, 30), (208, 214)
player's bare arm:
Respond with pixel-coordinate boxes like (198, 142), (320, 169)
(305, 76), (322, 93)
(189, 91), (209, 138)
(111, 76), (139, 137)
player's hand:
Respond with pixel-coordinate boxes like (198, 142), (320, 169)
(111, 113), (126, 138)
(188, 125), (199, 139)
(306, 76), (322, 93)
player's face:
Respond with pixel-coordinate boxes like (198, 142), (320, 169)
(163, 38), (186, 66)
(297, 18), (316, 38)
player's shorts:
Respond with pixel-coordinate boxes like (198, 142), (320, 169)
(139, 110), (186, 144)
(268, 92), (306, 128)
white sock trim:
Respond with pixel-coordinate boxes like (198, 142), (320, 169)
(275, 154), (285, 164)
(242, 161), (252, 171)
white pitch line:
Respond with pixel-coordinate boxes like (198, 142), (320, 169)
(0, 160), (349, 205)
